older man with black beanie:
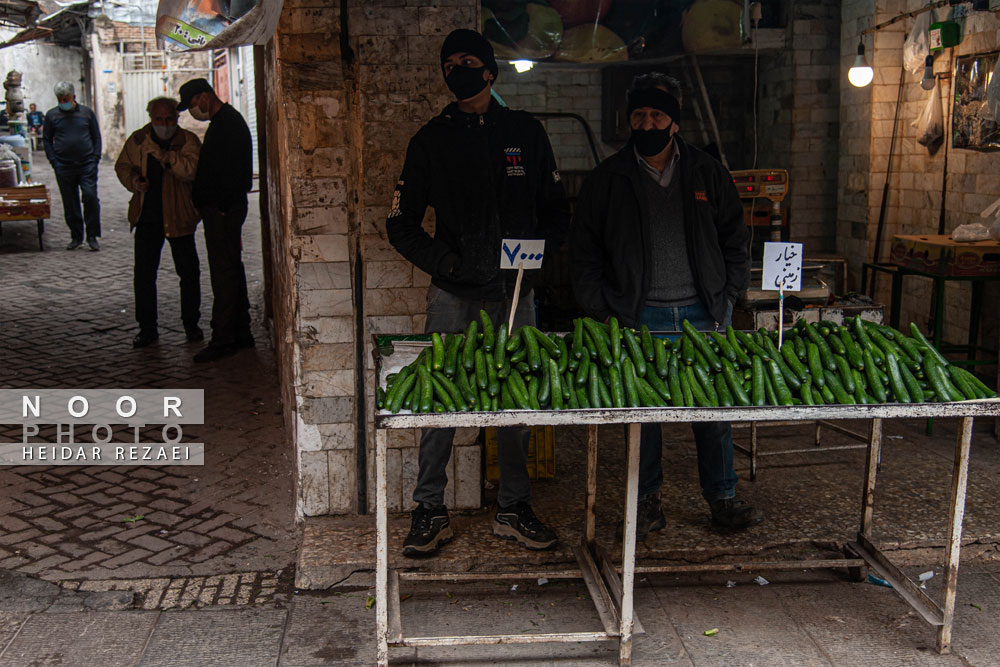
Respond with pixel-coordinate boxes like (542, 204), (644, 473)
(386, 29), (570, 558)
(571, 72), (761, 539)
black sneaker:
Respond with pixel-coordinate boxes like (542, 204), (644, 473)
(132, 330), (159, 348)
(402, 505), (452, 558)
(709, 497), (765, 530)
(86, 237), (100, 251)
(493, 503), (557, 550)
(185, 325), (204, 342)
(616, 493), (667, 542)
(66, 239), (82, 250)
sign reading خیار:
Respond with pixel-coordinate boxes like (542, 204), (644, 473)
(762, 242), (803, 292)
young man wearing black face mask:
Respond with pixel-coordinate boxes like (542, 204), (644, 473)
(386, 29), (570, 557)
(571, 72), (762, 538)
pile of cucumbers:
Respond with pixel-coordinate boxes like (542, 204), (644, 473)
(377, 311), (995, 413)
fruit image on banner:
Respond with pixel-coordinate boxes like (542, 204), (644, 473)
(481, 0), (744, 63)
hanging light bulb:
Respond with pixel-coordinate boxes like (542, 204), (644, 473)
(920, 55), (936, 90)
(848, 38), (874, 88)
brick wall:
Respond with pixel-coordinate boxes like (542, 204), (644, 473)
(266, 0), (482, 517)
(840, 0), (1000, 358)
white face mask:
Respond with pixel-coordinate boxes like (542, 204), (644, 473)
(153, 124), (178, 140)
(189, 106), (209, 122)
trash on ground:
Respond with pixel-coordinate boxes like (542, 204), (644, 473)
(510, 584), (518, 592)
(537, 578), (549, 586)
(918, 571), (934, 582)
(704, 628), (719, 637)
(970, 603), (983, 611)
(867, 574), (892, 588)
(726, 580), (736, 588)
(365, 596), (375, 609)
(887, 435), (904, 440)
(753, 576), (769, 586)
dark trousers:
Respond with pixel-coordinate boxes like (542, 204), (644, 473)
(638, 300), (738, 502)
(54, 162), (100, 241)
(133, 218), (200, 332)
(200, 200), (251, 346)
(414, 286), (536, 510)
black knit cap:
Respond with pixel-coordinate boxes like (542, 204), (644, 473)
(440, 29), (498, 80)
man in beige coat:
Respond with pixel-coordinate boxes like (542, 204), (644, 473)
(115, 97), (203, 348)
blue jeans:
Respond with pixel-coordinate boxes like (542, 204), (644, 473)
(54, 161), (100, 242)
(637, 300), (737, 502)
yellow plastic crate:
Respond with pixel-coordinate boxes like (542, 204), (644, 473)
(484, 426), (555, 482)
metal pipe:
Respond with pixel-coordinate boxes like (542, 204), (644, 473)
(938, 416), (974, 653)
(397, 570), (583, 582)
(690, 54), (728, 168)
(619, 423), (641, 665)
(398, 632), (612, 647)
(868, 62), (905, 298)
(585, 424), (597, 545)
(754, 444), (868, 456)
(630, 558), (865, 574)
(375, 429), (389, 667)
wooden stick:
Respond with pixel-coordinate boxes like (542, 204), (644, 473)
(508, 261), (524, 332)
(778, 288), (784, 349)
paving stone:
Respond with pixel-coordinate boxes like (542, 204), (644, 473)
(101, 548), (154, 569)
(0, 611), (156, 667)
(137, 609), (285, 666)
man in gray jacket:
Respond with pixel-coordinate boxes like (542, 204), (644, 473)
(43, 81), (102, 251)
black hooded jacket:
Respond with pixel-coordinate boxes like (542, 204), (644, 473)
(386, 99), (570, 301)
(570, 136), (750, 327)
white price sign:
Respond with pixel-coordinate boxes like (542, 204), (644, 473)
(762, 242), (803, 292)
(500, 239), (545, 270)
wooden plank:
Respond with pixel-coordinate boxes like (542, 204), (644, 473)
(387, 569), (402, 644)
(572, 542), (619, 637)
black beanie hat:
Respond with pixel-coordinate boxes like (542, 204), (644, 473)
(440, 29), (498, 80)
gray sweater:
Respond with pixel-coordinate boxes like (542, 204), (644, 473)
(639, 164), (698, 307)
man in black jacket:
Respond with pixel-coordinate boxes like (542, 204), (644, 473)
(43, 81), (102, 251)
(571, 72), (762, 537)
(386, 29), (570, 557)
(177, 78), (254, 363)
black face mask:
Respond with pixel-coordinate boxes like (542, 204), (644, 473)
(445, 65), (489, 101)
(632, 127), (673, 157)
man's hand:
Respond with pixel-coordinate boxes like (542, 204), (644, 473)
(133, 175), (150, 193)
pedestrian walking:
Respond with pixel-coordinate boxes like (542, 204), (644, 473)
(115, 96), (203, 348)
(177, 78), (254, 363)
(42, 81), (102, 251)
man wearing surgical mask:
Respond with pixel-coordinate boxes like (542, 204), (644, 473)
(115, 97), (203, 349)
(572, 73), (760, 538)
(177, 78), (253, 363)
(43, 81), (102, 251)
(386, 29), (570, 557)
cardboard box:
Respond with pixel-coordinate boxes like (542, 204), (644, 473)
(890, 235), (1000, 277)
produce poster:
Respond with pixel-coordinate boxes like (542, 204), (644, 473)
(156, 0), (283, 52)
(483, 0), (745, 63)
(952, 51), (1000, 151)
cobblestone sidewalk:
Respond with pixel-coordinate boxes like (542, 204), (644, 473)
(0, 154), (298, 583)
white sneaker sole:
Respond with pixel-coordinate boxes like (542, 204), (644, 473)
(492, 520), (557, 550)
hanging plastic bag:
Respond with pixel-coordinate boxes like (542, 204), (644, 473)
(903, 11), (932, 76)
(987, 57), (1000, 122)
(914, 79), (943, 147)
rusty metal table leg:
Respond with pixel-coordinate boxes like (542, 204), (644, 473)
(937, 416), (974, 654)
(749, 421), (758, 481)
(375, 428), (389, 667)
(585, 424), (598, 546)
(860, 419), (882, 540)
(619, 423), (641, 665)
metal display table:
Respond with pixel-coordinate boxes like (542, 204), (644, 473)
(373, 342), (1000, 665)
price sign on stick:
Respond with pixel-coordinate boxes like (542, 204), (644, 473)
(500, 239), (546, 331)
(500, 239), (546, 270)
(761, 242), (803, 349)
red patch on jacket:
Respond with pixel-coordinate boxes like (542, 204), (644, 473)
(694, 191), (708, 202)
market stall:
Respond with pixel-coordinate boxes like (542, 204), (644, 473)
(371, 316), (1000, 665)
